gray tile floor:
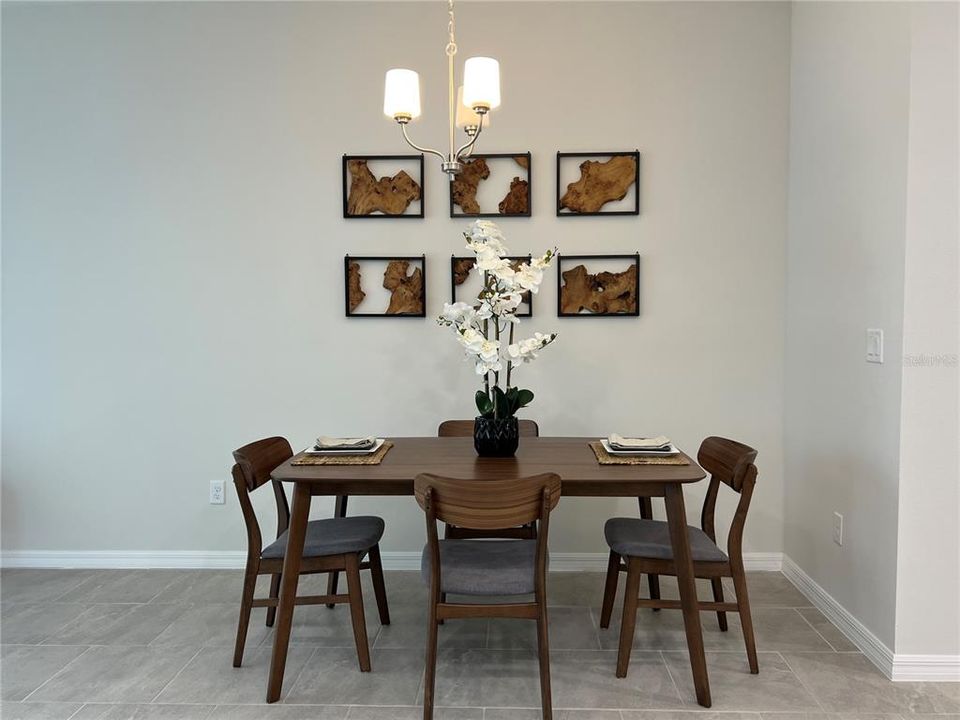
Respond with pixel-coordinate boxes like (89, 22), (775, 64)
(1, 569), (957, 719)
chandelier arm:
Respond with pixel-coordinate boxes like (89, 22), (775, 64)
(446, 0), (458, 164)
(454, 113), (484, 159)
(400, 123), (447, 162)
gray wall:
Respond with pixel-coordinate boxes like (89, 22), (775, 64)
(785, 1), (960, 655)
(1, 1), (790, 557)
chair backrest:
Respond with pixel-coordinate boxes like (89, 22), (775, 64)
(437, 419), (540, 438)
(696, 436), (758, 560)
(233, 436), (293, 491)
(414, 473), (560, 530)
(231, 436), (294, 558)
(697, 436), (757, 492)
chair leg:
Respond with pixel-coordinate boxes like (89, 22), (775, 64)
(327, 495), (349, 608)
(647, 573), (661, 612)
(265, 572), (281, 627)
(599, 550), (621, 629)
(369, 544), (390, 626)
(423, 593), (439, 720)
(536, 602), (553, 720)
(711, 578), (728, 631)
(344, 553), (371, 672)
(233, 561), (259, 668)
(638, 497), (661, 612)
(616, 557), (643, 678)
(731, 565), (758, 673)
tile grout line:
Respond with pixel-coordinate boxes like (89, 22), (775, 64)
(147, 645), (205, 704)
(281, 645), (321, 702)
(47, 571), (102, 603)
(658, 649), (688, 710)
(793, 606), (843, 653)
(19, 645), (95, 703)
(776, 649), (828, 712)
(64, 702), (88, 720)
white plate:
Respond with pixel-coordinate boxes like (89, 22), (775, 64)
(304, 438), (385, 456)
(600, 439), (681, 457)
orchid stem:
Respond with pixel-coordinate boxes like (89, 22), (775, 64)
(506, 322), (515, 388)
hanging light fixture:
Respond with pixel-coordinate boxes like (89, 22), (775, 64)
(383, 0), (500, 179)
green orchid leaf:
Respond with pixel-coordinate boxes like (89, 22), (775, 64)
(493, 386), (509, 419)
(516, 389), (535, 409)
(475, 390), (493, 417)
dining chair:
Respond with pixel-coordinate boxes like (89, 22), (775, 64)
(414, 472), (561, 720)
(437, 419), (540, 540)
(231, 436), (390, 672)
(437, 419), (540, 439)
(599, 436), (759, 677)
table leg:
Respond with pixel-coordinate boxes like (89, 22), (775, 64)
(266, 481), (311, 703)
(326, 495), (349, 608)
(664, 483), (711, 708)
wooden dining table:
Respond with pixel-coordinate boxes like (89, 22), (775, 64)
(268, 436), (712, 707)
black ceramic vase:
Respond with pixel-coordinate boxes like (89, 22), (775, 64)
(473, 416), (520, 457)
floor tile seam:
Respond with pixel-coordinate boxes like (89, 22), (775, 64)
(48, 574), (102, 603)
(41, 603), (145, 647)
(19, 645), (95, 703)
(658, 649), (688, 709)
(281, 645), (322, 702)
(65, 701), (87, 720)
(775, 650), (828, 713)
(147, 645), (205, 704)
(792, 607), (843, 653)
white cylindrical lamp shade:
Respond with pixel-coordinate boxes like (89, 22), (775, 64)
(455, 86), (491, 129)
(383, 69), (421, 120)
(462, 57), (501, 111)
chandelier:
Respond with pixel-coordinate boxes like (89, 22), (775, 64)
(383, 0), (500, 179)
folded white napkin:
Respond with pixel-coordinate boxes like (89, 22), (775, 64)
(608, 434), (672, 450)
(314, 436), (377, 450)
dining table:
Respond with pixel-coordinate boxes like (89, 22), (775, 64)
(267, 436), (712, 707)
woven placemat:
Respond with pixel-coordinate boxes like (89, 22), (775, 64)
(292, 441), (394, 466)
(589, 441), (690, 466)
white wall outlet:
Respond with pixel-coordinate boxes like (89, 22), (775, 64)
(866, 328), (884, 363)
(833, 511), (843, 546)
(209, 480), (225, 505)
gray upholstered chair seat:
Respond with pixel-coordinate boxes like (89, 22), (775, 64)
(262, 516), (385, 559)
(604, 517), (727, 563)
(421, 539), (540, 595)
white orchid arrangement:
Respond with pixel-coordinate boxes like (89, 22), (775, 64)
(438, 221), (558, 419)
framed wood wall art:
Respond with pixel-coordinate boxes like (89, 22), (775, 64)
(556, 151), (640, 216)
(450, 255), (533, 317)
(557, 253), (640, 317)
(342, 154), (424, 218)
(345, 255), (426, 317)
(449, 153), (532, 218)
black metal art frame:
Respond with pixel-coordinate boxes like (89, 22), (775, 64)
(450, 255), (533, 318)
(556, 150), (640, 217)
(342, 154), (425, 219)
(556, 253), (640, 318)
(344, 254), (427, 317)
(448, 152), (533, 218)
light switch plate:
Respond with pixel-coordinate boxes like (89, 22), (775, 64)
(866, 329), (884, 363)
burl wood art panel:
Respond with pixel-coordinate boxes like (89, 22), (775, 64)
(450, 255), (533, 317)
(344, 256), (426, 317)
(557, 254), (640, 317)
(343, 155), (424, 218)
(449, 153), (532, 217)
(557, 151), (640, 216)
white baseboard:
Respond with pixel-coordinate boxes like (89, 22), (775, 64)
(782, 555), (960, 683)
(0, 549), (783, 573)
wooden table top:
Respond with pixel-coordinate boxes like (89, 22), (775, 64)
(271, 436), (706, 497)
